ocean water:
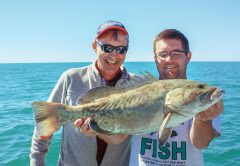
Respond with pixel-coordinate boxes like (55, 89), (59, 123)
(0, 62), (239, 166)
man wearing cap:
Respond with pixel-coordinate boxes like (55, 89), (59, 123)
(30, 20), (133, 166)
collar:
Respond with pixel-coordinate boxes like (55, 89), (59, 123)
(89, 60), (130, 85)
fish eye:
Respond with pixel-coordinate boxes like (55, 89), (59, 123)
(198, 84), (205, 89)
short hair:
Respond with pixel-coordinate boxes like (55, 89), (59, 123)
(153, 29), (189, 54)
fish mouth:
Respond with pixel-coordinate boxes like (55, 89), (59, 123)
(207, 87), (225, 102)
(210, 88), (225, 100)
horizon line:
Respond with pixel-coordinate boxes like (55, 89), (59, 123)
(1, 60), (240, 64)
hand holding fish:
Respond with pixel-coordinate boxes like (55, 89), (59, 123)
(195, 100), (223, 121)
(190, 100), (223, 148)
(74, 118), (98, 137)
(74, 118), (128, 144)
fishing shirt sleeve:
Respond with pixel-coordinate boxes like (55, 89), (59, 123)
(30, 71), (68, 166)
(212, 115), (221, 135)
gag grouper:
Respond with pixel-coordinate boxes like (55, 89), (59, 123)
(32, 73), (224, 145)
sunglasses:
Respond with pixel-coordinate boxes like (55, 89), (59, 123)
(96, 40), (128, 54)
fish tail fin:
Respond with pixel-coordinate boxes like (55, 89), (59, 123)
(31, 101), (65, 140)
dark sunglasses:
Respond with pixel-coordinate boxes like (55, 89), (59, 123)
(96, 40), (128, 54)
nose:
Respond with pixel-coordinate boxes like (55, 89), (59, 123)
(165, 55), (172, 61)
(109, 51), (118, 59)
(165, 54), (174, 61)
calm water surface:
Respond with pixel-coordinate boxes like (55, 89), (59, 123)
(0, 62), (239, 165)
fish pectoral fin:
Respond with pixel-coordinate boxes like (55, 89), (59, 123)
(158, 112), (172, 146)
(88, 119), (113, 135)
(158, 128), (172, 146)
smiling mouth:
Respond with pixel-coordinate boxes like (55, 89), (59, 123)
(106, 59), (118, 65)
(164, 65), (177, 69)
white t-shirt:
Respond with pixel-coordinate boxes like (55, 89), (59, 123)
(130, 117), (221, 166)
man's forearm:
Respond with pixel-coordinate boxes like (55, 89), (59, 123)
(190, 118), (220, 149)
(30, 128), (51, 166)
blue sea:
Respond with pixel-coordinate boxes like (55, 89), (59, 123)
(0, 62), (239, 166)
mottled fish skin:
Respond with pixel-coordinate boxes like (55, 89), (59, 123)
(32, 76), (224, 140)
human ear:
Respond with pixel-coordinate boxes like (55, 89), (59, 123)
(92, 41), (97, 53)
(186, 52), (192, 64)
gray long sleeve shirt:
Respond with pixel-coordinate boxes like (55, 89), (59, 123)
(30, 62), (135, 166)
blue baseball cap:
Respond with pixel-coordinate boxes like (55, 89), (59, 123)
(96, 20), (128, 38)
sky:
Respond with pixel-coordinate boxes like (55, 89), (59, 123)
(0, 0), (239, 63)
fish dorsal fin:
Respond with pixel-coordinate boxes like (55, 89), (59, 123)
(77, 72), (157, 104)
(117, 72), (157, 89)
(158, 113), (172, 146)
(77, 86), (121, 104)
